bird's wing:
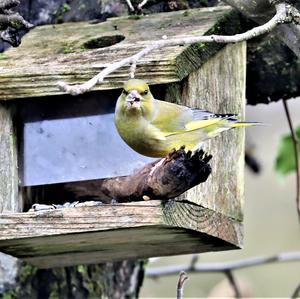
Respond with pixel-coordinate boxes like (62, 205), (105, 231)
(151, 100), (238, 133)
(151, 100), (193, 132)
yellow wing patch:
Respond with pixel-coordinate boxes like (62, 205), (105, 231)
(185, 119), (226, 131)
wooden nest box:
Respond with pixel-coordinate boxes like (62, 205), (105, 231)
(0, 7), (246, 268)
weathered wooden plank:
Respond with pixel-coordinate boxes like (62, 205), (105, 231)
(0, 200), (242, 268)
(0, 102), (21, 284)
(0, 201), (242, 244)
(0, 6), (242, 100)
(178, 42), (246, 221)
(0, 103), (21, 213)
(6, 227), (235, 268)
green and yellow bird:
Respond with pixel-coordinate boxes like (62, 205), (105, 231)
(115, 79), (255, 158)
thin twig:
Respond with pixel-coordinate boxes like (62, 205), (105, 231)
(177, 271), (189, 299)
(282, 99), (300, 221)
(224, 270), (241, 299)
(146, 252), (300, 277)
(57, 3), (297, 95)
(138, 0), (149, 10)
(190, 254), (199, 270)
(125, 0), (135, 12)
(291, 282), (300, 299)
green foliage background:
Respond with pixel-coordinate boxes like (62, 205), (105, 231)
(275, 125), (300, 176)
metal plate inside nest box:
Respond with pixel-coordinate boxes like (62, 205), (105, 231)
(20, 91), (154, 186)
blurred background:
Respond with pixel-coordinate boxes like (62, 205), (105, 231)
(141, 98), (300, 298)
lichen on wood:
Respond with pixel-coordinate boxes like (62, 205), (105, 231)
(0, 6), (242, 100)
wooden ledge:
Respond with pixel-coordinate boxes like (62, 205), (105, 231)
(0, 6), (242, 100)
(0, 200), (242, 268)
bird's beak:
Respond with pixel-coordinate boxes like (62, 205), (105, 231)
(125, 90), (142, 109)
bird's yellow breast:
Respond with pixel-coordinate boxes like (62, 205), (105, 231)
(115, 114), (168, 157)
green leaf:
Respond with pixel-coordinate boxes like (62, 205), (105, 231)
(275, 125), (300, 176)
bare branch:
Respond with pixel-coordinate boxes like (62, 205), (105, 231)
(58, 2), (298, 95)
(282, 99), (300, 221)
(190, 255), (199, 270)
(224, 270), (241, 299)
(177, 271), (189, 299)
(146, 252), (300, 277)
(138, 0), (149, 10)
(291, 282), (300, 299)
(125, 0), (149, 12)
(224, 0), (300, 58)
(125, 0), (135, 12)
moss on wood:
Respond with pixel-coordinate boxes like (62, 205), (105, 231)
(0, 6), (244, 100)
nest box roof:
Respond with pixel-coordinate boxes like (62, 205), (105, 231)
(0, 6), (239, 100)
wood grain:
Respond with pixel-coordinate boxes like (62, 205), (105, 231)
(0, 7), (242, 100)
(0, 200), (242, 268)
(177, 42), (246, 221)
(0, 103), (20, 213)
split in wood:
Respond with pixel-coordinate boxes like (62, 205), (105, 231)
(29, 147), (212, 210)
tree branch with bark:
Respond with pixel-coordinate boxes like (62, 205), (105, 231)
(125, 0), (149, 13)
(0, 0), (33, 47)
(223, 0), (300, 58)
(29, 147), (212, 207)
(176, 271), (189, 299)
(282, 99), (300, 220)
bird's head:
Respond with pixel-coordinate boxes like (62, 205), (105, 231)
(116, 79), (156, 120)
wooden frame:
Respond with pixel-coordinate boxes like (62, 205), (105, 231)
(0, 201), (241, 268)
(0, 7), (242, 99)
(0, 7), (246, 268)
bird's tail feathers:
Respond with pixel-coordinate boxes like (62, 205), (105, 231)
(204, 121), (263, 139)
(229, 122), (264, 128)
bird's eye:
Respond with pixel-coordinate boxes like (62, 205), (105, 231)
(123, 89), (128, 95)
(141, 90), (148, 96)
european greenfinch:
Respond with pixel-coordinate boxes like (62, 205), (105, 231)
(115, 79), (256, 158)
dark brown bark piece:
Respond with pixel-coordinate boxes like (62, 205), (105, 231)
(63, 147), (212, 203)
